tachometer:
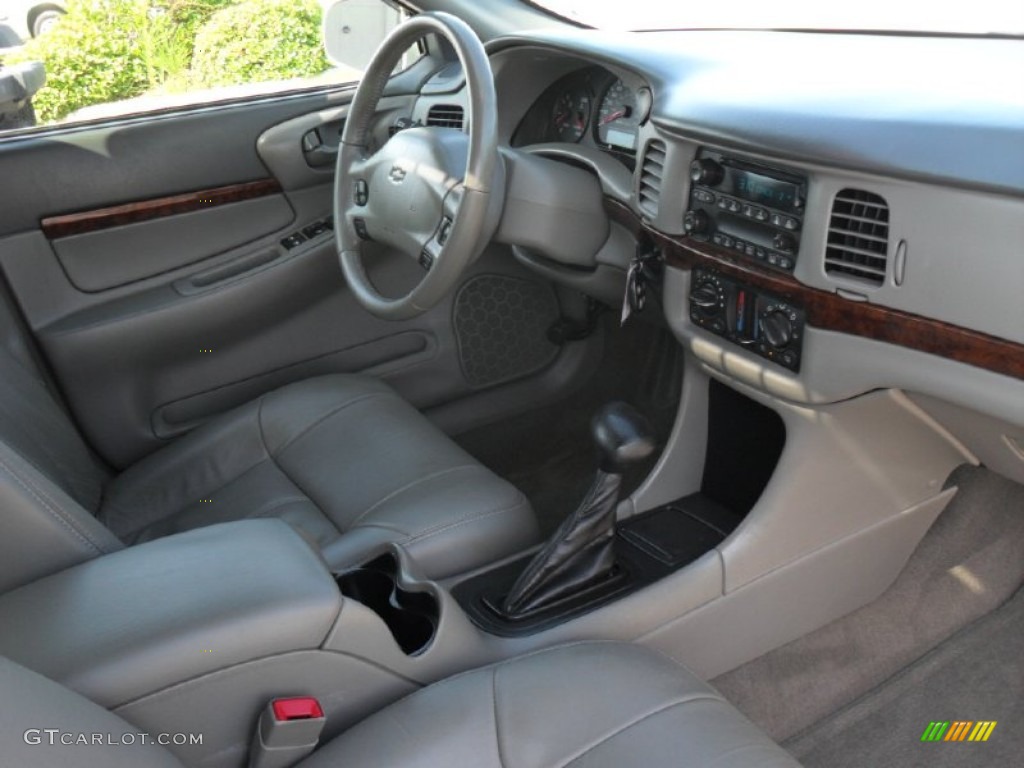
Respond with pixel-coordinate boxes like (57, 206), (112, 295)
(597, 80), (640, 151)
(552, 89), (591, 143)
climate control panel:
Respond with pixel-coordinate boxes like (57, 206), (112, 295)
(689, 268), (806, 372)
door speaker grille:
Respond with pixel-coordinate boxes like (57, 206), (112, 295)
(454, 275), (560, 389)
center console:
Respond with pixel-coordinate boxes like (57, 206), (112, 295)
(0, 520), (490, 768)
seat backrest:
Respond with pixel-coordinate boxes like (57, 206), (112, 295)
(0, 310), (120, 592)
(0, 655), (184, 768)
(0, 345), (109, 511)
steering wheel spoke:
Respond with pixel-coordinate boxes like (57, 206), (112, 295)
(333, 12), (502, 320)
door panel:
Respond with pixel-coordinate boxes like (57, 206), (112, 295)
(50, 193), (294, 292)
(0, 68), (581, 469)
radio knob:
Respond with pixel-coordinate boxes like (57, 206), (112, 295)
(683, 209), (710, 235)
(761, 310), (794, 349)
(689, 158), (724, 187)
(690, 281), (720, 313)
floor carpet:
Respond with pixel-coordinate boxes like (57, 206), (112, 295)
(787, 580), (1024, 767)
(712, 465), (1024, 743)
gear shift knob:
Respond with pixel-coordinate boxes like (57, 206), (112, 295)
(591, 402), (656, 474)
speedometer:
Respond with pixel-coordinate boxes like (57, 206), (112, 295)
(596, 80), (640, 151)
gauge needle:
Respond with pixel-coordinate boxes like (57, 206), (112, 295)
(600, 109), (626, 125)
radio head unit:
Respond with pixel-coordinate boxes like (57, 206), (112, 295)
(684, 149), (807, 273)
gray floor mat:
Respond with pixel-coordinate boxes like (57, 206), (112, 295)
(712, 465), (1024, 742)
(786, 583), (1024, 767)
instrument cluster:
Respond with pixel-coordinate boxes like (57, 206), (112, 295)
(512, 67), (652, 163)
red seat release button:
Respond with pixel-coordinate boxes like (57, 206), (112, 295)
(272, 697), (324, 722)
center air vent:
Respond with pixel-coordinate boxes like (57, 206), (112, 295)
(825, 188), (890, 286)
(426, 104), (464, 130)
(637, 139), (666, 218)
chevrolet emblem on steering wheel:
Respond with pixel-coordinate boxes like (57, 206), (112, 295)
(389, 165), (407, 184)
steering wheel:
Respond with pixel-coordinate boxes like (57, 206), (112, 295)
(334, 12), (503, 320)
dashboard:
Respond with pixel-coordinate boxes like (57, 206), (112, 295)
(414, 28), (1024, 473)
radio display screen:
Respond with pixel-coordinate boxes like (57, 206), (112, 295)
(730, 170), (800, 212)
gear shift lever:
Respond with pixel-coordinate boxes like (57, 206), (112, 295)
(502, 402), (655, 618)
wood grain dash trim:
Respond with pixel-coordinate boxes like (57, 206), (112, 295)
(605, 197), (1024, 381)
(40, 179), (283, 240)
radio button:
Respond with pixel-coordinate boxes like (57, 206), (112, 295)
(783, 216), (799, 230)
(770, 213), (785, 227)
(727, 199), (742, 213)
(693, 189), (716, 204)
(778, 256), (794, 270)
(754, 247), (767, 261)
(683, 209), (711, 235)
(773, 232), (796, 253)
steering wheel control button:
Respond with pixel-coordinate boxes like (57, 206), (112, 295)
(354, 180), (369, 206)
(437, 217), (453, 245)
(353, 218), (371, 241)
(418, 251), (434, 270)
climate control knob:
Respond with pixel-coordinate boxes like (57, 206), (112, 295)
(690, 282), (720, 313)
(689, 158), (724, 187)
(760, 310), (794, 349)
(683, 209), (710, 235)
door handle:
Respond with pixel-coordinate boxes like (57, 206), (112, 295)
(302, 119), (345, 169)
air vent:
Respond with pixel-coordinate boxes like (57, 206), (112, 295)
(426, 104), (464, 129)
(825, 189), (890, 286)
(637, 140), (666, 218)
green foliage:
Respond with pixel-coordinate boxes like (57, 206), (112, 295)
(191, 0), (328, 89)
(6, 0), (327, 125)
(7, 0), (154, 123)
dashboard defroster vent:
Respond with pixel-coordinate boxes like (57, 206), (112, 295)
(825, 189), (890, 286)
(637, 139), (666, 218)
(426, 104), (465, 130)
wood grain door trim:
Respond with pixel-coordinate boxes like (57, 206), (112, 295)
(40, 179), (283, 239)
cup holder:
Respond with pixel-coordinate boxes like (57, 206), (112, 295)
(336, 554), (439, 656)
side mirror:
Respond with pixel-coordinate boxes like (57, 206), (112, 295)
(322, 0), (404, 72)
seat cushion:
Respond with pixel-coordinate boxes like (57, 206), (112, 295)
(100, 374), (538, 578)
(300, 641), (801, 768)
(0, 655), (185, 768)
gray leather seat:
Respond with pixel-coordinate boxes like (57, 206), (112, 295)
(0, 345), (538, 592)
(0, 642), (801, 768)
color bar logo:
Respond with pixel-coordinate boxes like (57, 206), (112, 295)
(921, 721), (997, 742)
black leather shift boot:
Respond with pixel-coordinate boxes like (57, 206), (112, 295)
(502, 470), (621, 617)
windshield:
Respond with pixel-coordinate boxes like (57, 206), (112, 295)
(531, 0), (1024, 35)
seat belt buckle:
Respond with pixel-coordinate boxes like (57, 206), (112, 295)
(248, 696), (326, 768)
